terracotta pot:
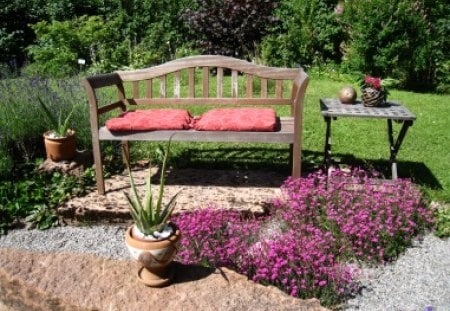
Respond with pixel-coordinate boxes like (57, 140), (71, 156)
(43, 129), (76, 162)
(125, 223), (181, 287)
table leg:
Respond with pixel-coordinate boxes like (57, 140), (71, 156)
(324, 117), (332, 174)
(387, 119), (414, 180)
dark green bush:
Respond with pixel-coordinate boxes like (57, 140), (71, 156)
(183, 0), (279, 59)
(340, 0), (450, 91)
(261, 0), (345, 67)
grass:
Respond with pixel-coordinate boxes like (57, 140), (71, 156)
(117, 72), (449, 202)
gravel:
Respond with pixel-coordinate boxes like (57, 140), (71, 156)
(0, 225), (131, 260)
(1, 226), (449, 310)
(344, 234), (450, 311)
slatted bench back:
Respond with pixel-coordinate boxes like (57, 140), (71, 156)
(115, 55), (302, 109)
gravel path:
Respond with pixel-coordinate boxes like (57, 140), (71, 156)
(1, 226), (449, 310)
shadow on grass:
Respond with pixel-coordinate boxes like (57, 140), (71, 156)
(153, 146), (441, 191)
(151, 146), (323, 188)
(173, 146), (325, 172)
(328, 153), (442, 191)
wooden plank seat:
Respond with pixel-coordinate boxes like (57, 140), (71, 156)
(83, 55), (309, 195)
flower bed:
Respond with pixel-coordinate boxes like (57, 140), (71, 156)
(173, 169), (434, 306)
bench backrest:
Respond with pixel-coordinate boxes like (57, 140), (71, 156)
(83, 55), (309, 121)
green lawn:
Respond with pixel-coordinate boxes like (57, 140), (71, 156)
(121, 74), (449, 202)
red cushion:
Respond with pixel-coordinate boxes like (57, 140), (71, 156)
(194, 108), (277, 132)
(105, 109), (193, 131)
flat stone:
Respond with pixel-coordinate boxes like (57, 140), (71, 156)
(0, 248), (329, 311)
(58, 168), (285, 224)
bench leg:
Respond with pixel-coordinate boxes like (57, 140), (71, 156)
(291, 143), (301, 179)
(92, 138), (105, 195)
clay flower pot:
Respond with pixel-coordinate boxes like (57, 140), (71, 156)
(43, 129), (76, 162)
(125, 223), (181, 287)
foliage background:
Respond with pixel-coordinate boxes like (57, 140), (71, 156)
(0, 0), (448, 91)
(0, 0), (449, 233)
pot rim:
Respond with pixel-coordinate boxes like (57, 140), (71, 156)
(43, 129), (76, 140)
(125, 223), (181, 250)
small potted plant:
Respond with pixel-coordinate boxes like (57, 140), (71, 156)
(360, 76), (390, 107)
(123, 140), (181, 287)
(37, 97), (76, 161)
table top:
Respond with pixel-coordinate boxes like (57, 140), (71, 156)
(320, 98), (416, 121)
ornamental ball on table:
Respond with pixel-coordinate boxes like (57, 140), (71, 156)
(338, 86), (357, 104)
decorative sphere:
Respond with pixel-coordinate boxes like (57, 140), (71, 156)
(338, 86), (357, 104)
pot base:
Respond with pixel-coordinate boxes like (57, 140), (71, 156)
(137, 265), (175, 287)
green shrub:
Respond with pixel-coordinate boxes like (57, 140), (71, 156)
(340, 0), (450, 92)
(261, 0), (345, 67)
(0, 165), (95, 235)
(26, 15), (127, 76)
(435, 204), (450, 238)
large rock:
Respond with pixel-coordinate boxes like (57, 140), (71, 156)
(0, 248), (329, 311)
(58, 168), (284, 223)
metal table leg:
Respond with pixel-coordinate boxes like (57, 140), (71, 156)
(387, 119), (414, 179)
(324, 116), (332, 175)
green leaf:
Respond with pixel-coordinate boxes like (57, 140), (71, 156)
(37, 96), (59, 130)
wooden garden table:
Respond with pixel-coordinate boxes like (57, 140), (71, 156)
(320, 98), (416, 179)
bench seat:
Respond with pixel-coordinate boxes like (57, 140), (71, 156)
(98, 117), (295, 143)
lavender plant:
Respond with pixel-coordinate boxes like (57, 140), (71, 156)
(0, 76), (89, 161)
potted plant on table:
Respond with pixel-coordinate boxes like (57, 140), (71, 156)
(123, 140), (181, 287)
(37, 97), (76, 161)
(360, 76), (390, 107)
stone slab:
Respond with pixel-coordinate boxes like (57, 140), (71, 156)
(58, 168), (285, 223)
(0, 248), (328, 311)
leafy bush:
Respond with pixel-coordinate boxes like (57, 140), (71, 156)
(261, 0), (345, 68)
(0, 165), (95, 234)
(120, 0), (192, 68)
(183, 0), (279, 59)
(434, 205), (450, 238)
(0, 0), (117, 68)
(26, 15), (127, 76)
(174, 168), (433, 306)
(340, 0), (450, 91)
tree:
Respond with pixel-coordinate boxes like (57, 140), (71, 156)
(183, 0), (280, 60)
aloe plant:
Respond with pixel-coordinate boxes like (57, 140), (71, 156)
(37, 96), (75, 137)
(124, 139), (179, 237)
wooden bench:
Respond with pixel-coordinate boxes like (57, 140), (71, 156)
(83, 55), (309, 195)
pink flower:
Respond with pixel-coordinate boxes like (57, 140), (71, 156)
(364, 76), (382, 89)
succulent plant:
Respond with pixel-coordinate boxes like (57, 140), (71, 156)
(37, 96), (74, 138)
(123, 139), (179, 237)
